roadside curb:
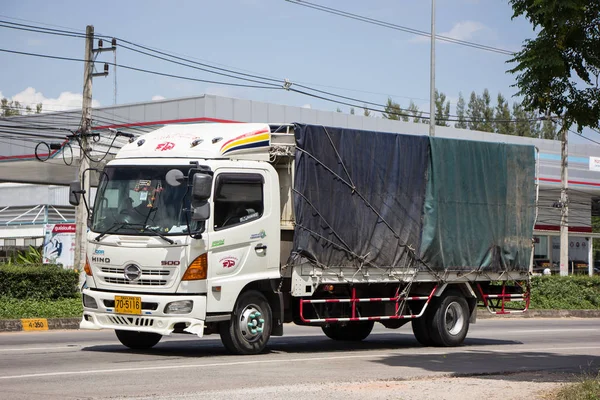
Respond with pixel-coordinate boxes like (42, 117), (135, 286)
(1, 310), (600, 332)
(0, 318), (80, 332)
(477, 309), (600, 319)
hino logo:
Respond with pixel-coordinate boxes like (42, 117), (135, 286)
(124, 264), (142, 281)
(91, 256), (111, 263)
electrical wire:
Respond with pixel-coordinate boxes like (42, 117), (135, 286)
(285, 0), (516, 56)
(0, 48), (283, 90)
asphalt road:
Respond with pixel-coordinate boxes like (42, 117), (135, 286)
(0, 319), (599, 400)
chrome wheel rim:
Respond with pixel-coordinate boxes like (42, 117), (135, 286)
(444, 301), (465, 336)
(239, 304), (265, 342)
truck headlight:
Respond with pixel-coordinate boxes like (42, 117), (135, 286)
(82, 294), (98, 309)
(164, 300), (193, 314)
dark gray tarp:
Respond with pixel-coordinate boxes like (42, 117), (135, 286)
(292, 124), (429, 269)
(292, 124), (536, 273)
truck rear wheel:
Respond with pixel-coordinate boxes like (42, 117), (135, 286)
(321, 321), (374, 341)
(219, 290), (272, 355)
(428, 292), (470, 347)
(115, 330), (162, 350)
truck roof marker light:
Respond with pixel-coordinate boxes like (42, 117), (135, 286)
(84, 256), (93, 276)
(182, 253), (208, 280)
(191, 139), (204, 148)
(137, 139), (145, 146)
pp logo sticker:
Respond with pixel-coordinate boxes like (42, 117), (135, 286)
(156, 142), (175, 151)
(220, 257), (238, 269)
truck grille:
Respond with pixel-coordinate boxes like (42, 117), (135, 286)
(101, 267), (169, 276)
(104, 277), (167, 286)
(97, 266), (175, 288)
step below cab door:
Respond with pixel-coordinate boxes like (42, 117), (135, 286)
(206, 168), (280, 313)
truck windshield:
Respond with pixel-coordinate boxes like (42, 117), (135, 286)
(91, 165), (199, 236)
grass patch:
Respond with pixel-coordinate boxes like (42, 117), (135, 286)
(0, 297), (82, 319)
(551, 376), (600, 400)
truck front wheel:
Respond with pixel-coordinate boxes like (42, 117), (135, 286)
(428, 292), (470, 347)
(321, 321), (374, 341)
(115, 330), (162, 350)
(219, 290), (272, 355)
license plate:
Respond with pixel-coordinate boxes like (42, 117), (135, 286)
(114, 296), (142, 315)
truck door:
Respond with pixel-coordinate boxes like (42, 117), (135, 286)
(206, 169), (280, 313)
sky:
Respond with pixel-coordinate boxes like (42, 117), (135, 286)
(0, 0), (595, 144)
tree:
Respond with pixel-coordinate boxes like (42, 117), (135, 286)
(1, 98), (43, 117)
(494, 93), (513, 135)
(434, 90), (450, 127)
(382, 97), (403, 120)
(350, 107), (355, 115)
(455, 92), (467, 129)
(479, 89), (494, 132)
(407, 100), (423, 124)
(363, 106), (371, 117)
(336, 107), (342, 113)
(467, 91), (483, 131)
(508, 0), (600, 133)
(512, 103), (531, 137)
(540, 118), (558, 140)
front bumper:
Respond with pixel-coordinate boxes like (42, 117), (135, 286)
(80, 288), (207, 337)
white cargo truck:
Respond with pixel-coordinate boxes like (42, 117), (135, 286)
(74, 123), (536, 354)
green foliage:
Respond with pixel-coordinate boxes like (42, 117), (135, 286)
(382, 97), (403, 120)
(455, 92), (467, 129)
(0, 297), (82, 319)
(552, 372), (600, 400)
(495, 93), (513, 135)
(481, 89), (494, 132)
(467, 91), (483, 131)
(1, 98), (42, 117)
(434, 90), (450, 127)
(530, 276), (600, 309)
(4, 246), (42, 266)
(508, 0), (600, 132)
(407, 100), (423, 124)
(0, 264), (79, 300)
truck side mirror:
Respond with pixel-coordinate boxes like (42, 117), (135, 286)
(69, 181), (81, 206)
(191, 202), (211, 222)
(191, 174), (213, 206)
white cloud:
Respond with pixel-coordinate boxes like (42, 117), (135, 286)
(151, 95), (166, 101)
(3, 87), (100, 113)
(411, 20), (487, 43)
(301, 104), (312, 109)
(442, 21), (486, 41)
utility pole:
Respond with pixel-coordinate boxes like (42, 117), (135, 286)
(74, 25), (94, 271)
(74, 25), (113, 270)
(559, 121), (569, 276)
(429, 0), (436, 137)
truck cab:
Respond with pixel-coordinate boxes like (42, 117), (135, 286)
(79, 123), (284, 353)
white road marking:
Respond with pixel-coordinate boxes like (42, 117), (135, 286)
(2, 345), (600, 380)
(0, 346), (79, 352)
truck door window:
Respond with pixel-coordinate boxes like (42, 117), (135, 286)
(214, 173), (264, 230)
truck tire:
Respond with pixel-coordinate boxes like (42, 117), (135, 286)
(411, 316), (435, 346)
(428, 292), (470, 347)
(321, 321), (374, 341)
(219, 290), (272, 355)
(115, 330), (162, 350)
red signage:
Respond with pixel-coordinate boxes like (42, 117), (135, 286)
(52, 224), (76, 233)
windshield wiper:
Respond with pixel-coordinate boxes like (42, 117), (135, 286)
(94, 223), (174, 244)
(94, 222), (126, 242)
(140, 226), (175, 244)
